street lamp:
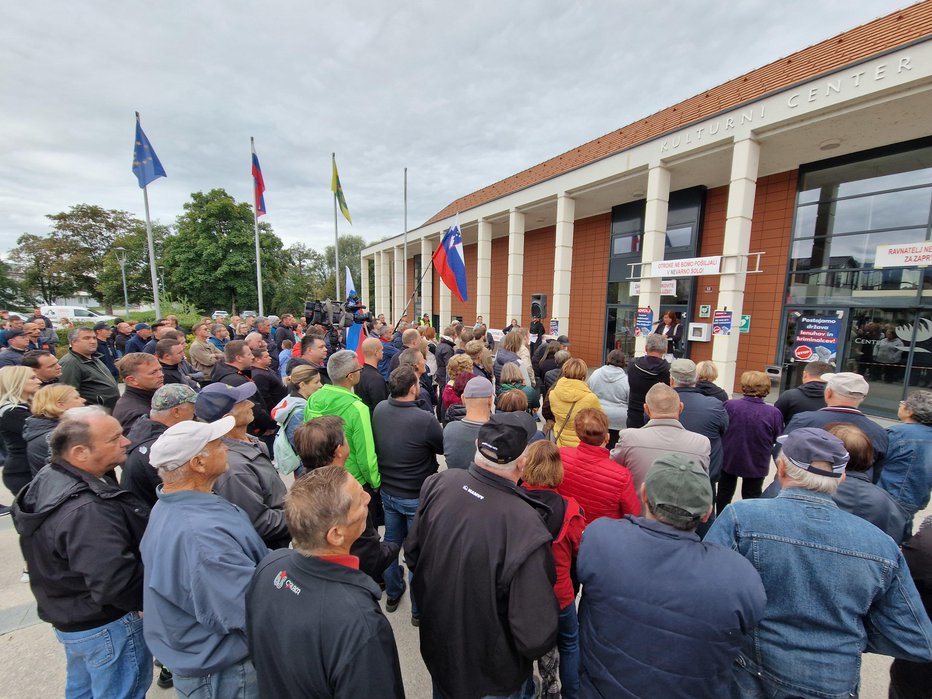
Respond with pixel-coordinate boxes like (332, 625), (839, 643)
(114, 247), (130, 318)
(158, 266), (166, 296)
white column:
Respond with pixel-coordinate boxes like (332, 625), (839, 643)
(476, 218), (492, 324)
(392, 246), (405, 324)
(360, 255), (370, 306)
(635, 165), (671, 355)
(420, 236), (433, 321)
(505, 209), (525, 326)
(552, 194), (575, 338)
(379, 251), (392, 318)
(712, 138), (760, 394)
(372, 253), (381, 312)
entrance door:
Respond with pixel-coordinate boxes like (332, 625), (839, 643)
(605, 307), (636, 359)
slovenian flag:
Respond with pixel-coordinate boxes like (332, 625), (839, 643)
(432, 214), (468, 302)
(345, 265), (356, 300)
(345, 323), (366, 367)
(252, 139), (266, 217)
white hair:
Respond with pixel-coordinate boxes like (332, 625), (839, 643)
(328, 350), (360, 382)
(473, 448), (524, 473)
(780, 456), (841, 495)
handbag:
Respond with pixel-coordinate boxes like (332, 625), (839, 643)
(552, 400), (579, 444)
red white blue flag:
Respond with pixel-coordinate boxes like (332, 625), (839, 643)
(432, 214), (468, 303)
(344, 322), (366, 366)
(251, 139), (266, 217)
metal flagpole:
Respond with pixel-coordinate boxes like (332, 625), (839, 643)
(252, 137), (264, 317)
(333, 153), (340, 299)
(403, 168), (408, 308)
(142, 185), (161, 318)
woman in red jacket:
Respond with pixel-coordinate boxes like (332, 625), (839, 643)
(522, 441), (586, 699)
(557, 407), (640, 524)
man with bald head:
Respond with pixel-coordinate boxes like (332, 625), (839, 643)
(611, 383), (711, 493)
(356, 337), (388, 415)
(389, 327), (422, 373)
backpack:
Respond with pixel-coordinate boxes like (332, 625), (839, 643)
(272, 403), (303, 475)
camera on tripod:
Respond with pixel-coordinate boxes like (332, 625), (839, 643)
(304, 297), (372, 328)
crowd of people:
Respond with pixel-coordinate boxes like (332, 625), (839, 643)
(0, 307), (930, 699)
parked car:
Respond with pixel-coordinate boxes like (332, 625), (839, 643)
(211, 310), (230, 320)
(40, 306), (118, 326)
(241, 310), (258, 318)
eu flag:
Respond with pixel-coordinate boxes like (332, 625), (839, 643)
(132, 115), (166, 189)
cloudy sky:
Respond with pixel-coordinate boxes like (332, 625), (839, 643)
(0, 0), (911, 257)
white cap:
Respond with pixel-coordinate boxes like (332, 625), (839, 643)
(149, 416), (235, 471)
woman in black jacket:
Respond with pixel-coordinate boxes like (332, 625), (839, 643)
(0, 366), (42, 495)
(653, 311), (683, 357)
(24, 384), (87, 475)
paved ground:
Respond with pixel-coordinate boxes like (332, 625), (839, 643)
(0, 421), (925, 698)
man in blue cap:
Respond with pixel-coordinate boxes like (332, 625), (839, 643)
(124, 323), (151, 354)
(706, 427), (932, 698)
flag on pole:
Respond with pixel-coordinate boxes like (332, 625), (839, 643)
(345, 265), (356, 300)
(132, 114), (166, 188)
(432, 214), (468, 303)
(344, 322), (366, 366)
(252, 141), (266, 217)
(332, 156), (352, 224)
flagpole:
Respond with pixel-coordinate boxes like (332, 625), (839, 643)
(251, 137), (265, 317)
(403, 167), (408, 310)
(142, 184), (161, 319)
(332, 153), (340, 300)
(394, 255), (433, 333)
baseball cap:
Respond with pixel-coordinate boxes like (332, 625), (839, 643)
(151, 384), (198, 411)
(776, 427), (849, 478)
(670, 358), (697, 384)
(644, 453), (713, 526)
(825, 372), (869, 397)
(134, 323), (150, 331)
(463, 376), (494, 399)
(477, 412), (529, 464)
(149, 416), (235, 471)
(92, 322), (111, 331)
(5, 328), (24, 339)
(557, 335), (570, 345)
(195, 382), (257, 422)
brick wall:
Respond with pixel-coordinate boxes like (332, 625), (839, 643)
(567, 213), (612, 368)
(690, 171), (796, 378)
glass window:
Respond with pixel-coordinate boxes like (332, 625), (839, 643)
(74, 309), (92, 317)
(665, 224), (693, 248)
(906, 311), (932, 391)
(831, 188), (932, 234)
(612, 234), (641, 256)
(786, 269), (922, 305)
(799, 144), (932, 203)
(846, 308), (916, 418)
(790, 228), (928, 271)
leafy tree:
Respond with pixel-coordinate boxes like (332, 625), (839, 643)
(96, 222), (169, 312)
(0, 259), (27, 308)
(162, 189), (288, 313)
(317, 234), (367, 300)
(8, 233), (77, 304)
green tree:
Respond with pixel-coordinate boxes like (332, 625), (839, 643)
(162, 189), (288, 313)
(268, 243), (329, 315)
(318, 234), (367, 300)
(0, 259), (27, 308)
(8, 233), (77, 304)
(96, 222), (169, 311)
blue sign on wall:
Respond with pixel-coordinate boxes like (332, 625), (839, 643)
(635, 307), (654, 337)
(712, 310), (733, 336)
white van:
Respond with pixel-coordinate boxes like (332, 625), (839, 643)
(40, 306), (118, 326)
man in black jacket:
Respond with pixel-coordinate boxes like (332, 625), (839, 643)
(156, 338), (200, 391)
(626, 333), (671, 428)
(12, 407), (152, 698)
(121, 384), (197, 507)
(406, 412), (559, 699)
(774, 361), (832, 423)
(246, 466), (405, 698)
(112, 353), (165, 434)
(212, 340), (278, 440)
(371, 366), (443, 621)
(93, 322), (119, 379)
(356, 338), (388, 414)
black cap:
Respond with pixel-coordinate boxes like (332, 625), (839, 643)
(5, 328), (24, 339)
(93, 322), (110, 331)
(477, 413), (529, 464)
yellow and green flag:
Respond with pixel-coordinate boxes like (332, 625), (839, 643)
(331, 155), (352, 224)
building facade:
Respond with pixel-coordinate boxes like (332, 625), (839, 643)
(362, 3), (932, 417)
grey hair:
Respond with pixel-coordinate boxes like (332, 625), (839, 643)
(49, 405), (109, 462)
(245, 331), (264, 344)
(68, 327), (94, 343)
(327, 350), (360, 382)
(645, 334), (667, 353)
(905, 389), (932, 425)
(779, 456), (841, 495)
(473, 448), (524, 473)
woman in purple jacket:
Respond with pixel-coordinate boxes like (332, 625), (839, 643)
(716, 370), (784, 514)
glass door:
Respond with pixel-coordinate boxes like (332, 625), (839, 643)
(605, 307), (637, 360)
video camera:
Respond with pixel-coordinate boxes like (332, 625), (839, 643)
(304, 296), (372, 328)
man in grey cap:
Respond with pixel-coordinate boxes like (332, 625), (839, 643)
(577, 453), (766, 699)
(121, 384), (198, 508)
(141, 417), (268, 699)
(668, 358), (728, 486)
(443, 376), (494, 470)
(195, 382), (289, 549)
(0, 328), (29, 366)
(782, 371), (888, 471)
(706, 428), (932, 698)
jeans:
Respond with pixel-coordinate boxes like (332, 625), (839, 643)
(433, 675), (535, 699)
(54, 611), (152, 699)
(381, 490), (420, 617)
(173, 658), (258, 699)
(558, 603), (580, 699)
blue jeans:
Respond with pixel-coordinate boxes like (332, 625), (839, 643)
(173, 658), (258, 699)
(433, 675), (535, 699)
(558, 603), (580, 699)
(54, 611), (152, 699)
(381, 490), (420, 617)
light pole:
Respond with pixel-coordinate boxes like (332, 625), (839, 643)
(158, 266), (166, 298)
(114, 247), (130, 317)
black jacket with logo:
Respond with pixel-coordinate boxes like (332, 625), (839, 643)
(12, 461), (149, 632)
(121, 416), (168, 508)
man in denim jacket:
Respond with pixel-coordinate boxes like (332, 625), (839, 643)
(706, 428), (932, 699)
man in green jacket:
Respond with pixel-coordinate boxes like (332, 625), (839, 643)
(60, 327), (121, 409)
(304, 350), (380, 489)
